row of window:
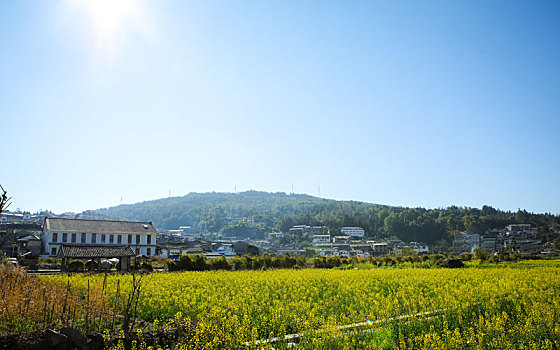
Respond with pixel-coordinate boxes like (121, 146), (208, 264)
(50, 247), (152, 256)
(51, 232), (152, 245)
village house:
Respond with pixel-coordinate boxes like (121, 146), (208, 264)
(453, 233), (481, 253)
(157, 242), (193, 258)
(41, 218), (157, 257)
(267, 232), (285, 240)
(312, 234), (331, 244)
(368, 242), (390, 256)
(288, 225), (326, 235)
(212, 242), (236, 257)
(506, 224), (534, 234)
(233, 241), (261, 256)
(481, 229), (502, 252)
(332, 236), (351, 244)
(1, 223), (43, 257)
(341, 227), (365, 238)
(350, 244), (373, 257)
(17, 233), (42, 255)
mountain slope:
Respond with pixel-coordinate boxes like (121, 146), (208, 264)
(84, 191), (560, 244)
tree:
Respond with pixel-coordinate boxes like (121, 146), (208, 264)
(384, 214), (405, 238)
(400, 247), (418, 257)
(0, 184), (12, 215)
(482, 205), (497, 216)
(473, 247), (489, 262)
(552, 237), (560, 251)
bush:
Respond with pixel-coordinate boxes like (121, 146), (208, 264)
(141, 262), (154, 271)
(68, 260), (85, 272)
(177, 255), (194, 271)
(209, 257), (229, 270)
(84, 260), (97, 271)
(458, 253), (472, 261)
(39, 257), (61, 266)
(230, 257), (245, 270)
(473, 247), (489, 262)
(439, 258), (464, 268)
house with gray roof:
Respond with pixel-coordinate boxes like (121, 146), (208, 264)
(41, 217), (157, 257)
(17, 233), (42, 255)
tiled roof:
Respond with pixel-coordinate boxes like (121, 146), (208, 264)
(17, 234), (41, 241)
(57, 244), (136, 258)
(45, 218), (157, 234)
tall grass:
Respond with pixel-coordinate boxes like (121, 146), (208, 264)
(0, 264), (113, 334)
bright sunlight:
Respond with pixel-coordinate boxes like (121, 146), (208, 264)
(65, 0), (152, 59)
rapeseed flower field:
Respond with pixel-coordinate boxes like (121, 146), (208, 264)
(42, 259), (560, 349)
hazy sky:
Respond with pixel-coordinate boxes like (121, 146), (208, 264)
(1, 0), (559, 214)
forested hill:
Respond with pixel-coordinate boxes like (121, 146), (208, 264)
(83, 191), (560, 244)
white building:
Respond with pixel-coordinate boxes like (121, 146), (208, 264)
(267, 232), (285, 240)
(41, 218), (157, 257)
(312, 235), (331, 244)
(341, 227), (365, 238)
(506, 224), (533, 233)
(395, 242), (429, 254)
(168, 230), (184, 237)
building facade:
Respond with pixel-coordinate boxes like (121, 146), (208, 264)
(41, 218), (157, 257)
(341, 227), (365, 238)
(453, 233), (481, 253)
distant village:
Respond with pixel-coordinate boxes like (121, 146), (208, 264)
(1, 209), (557, 268)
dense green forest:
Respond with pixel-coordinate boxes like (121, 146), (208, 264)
(84, 191), (560, 244)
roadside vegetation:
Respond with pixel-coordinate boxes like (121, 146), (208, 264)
(0, 264), (113, 335)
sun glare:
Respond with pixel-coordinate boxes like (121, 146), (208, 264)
(66, 0), (150, 59)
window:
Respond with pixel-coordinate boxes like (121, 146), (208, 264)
(92, 233), (96, 243)
(71, 234), (76, 243)
(136, 235), (140, 244)
(146, 248), (151, 256)
(63, 233), (67, 242)
(147, 235), (151, 244)
(101, 234), (106, 243)
(51, 247), (57, 256)
(52, 232), (58, 243)
(81, 233), (86, 243)
(117, 235), (122, 244)
(109, 235), (114, 243)
(128, 235), (132, 244)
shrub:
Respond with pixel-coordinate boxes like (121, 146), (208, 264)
(209, 257), (229, 270)
(473, 247), (489, 261)
(458, 253), (472, 261)
(439, 258), (464, 268)
(141, 263), (154, 272)
(85, 260), (97, 271)
(68, 260), (85, 272)
(39, 257), (61, 266)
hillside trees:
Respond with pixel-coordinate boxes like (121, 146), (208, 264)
(88, 191), (560, 244)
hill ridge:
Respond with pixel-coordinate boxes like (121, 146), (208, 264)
(82, 191), (560, 244)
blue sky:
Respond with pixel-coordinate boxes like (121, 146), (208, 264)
(1, 0), (559, 214)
